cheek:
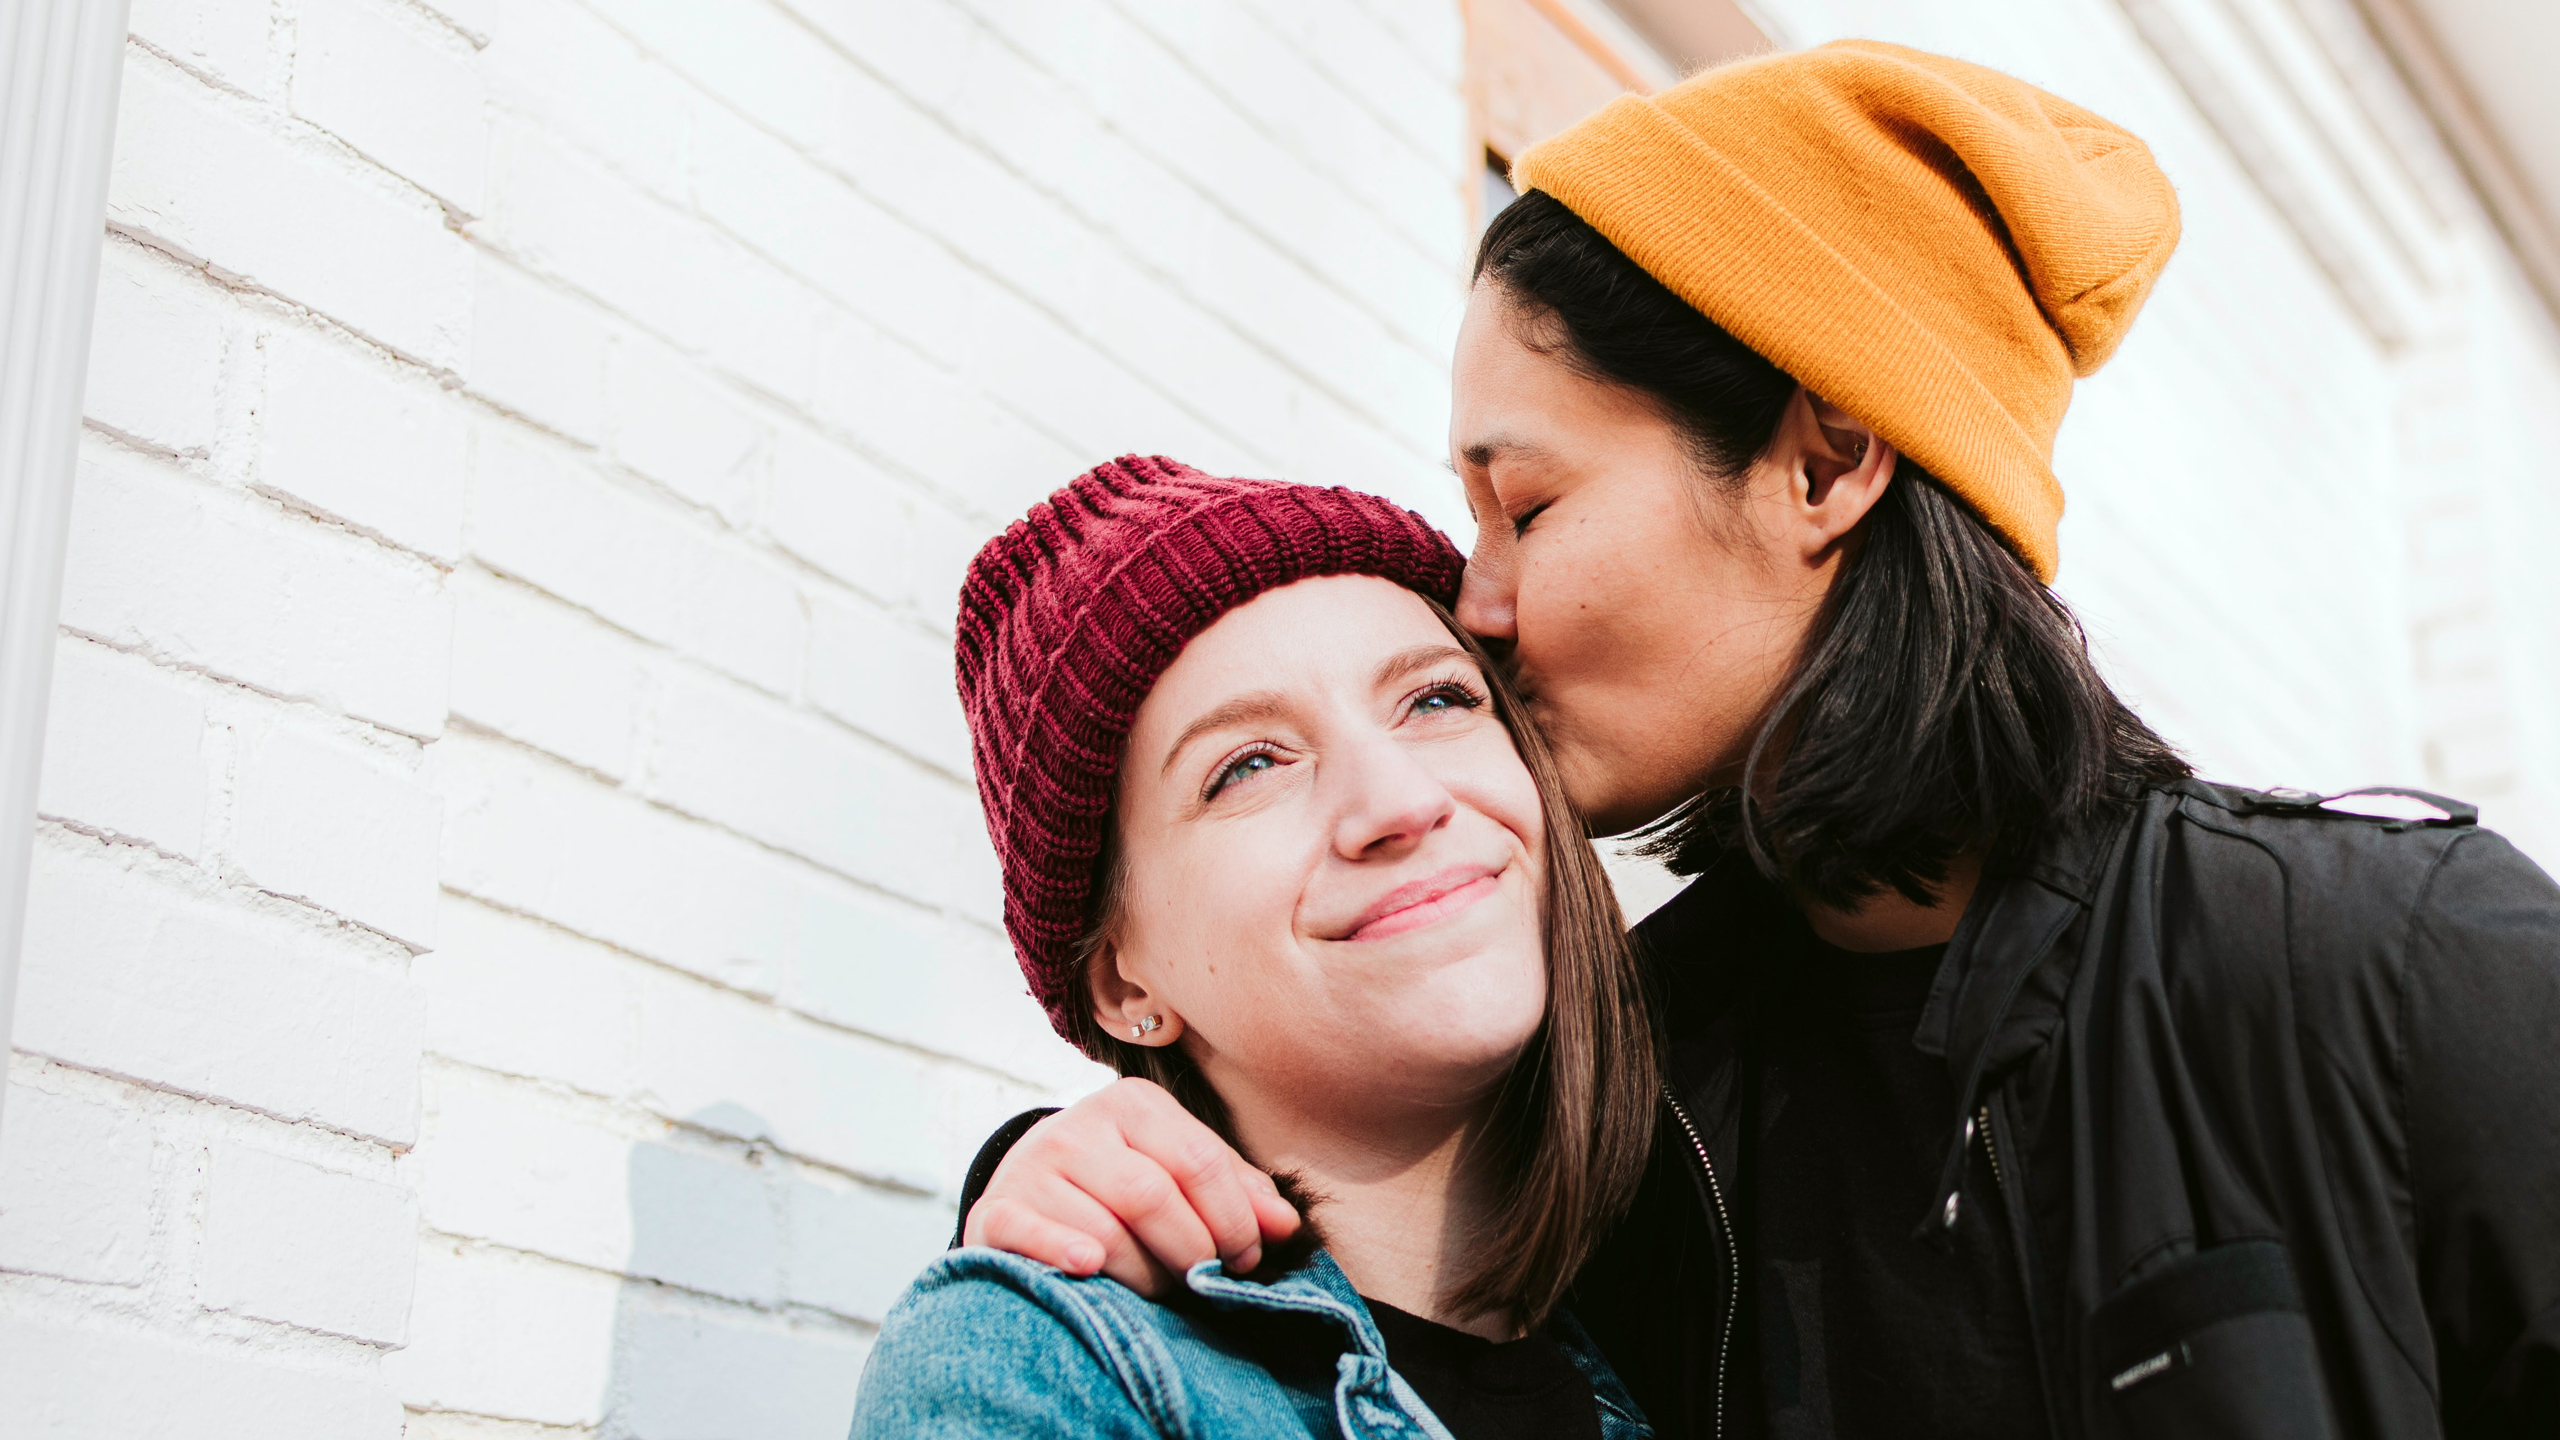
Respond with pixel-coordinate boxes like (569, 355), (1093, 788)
(1110, 820), (1308, 1030)
(1479, 750), (1547, 867)
(1514, 496), (1696, 678)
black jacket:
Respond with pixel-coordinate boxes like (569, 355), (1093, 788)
(1576, 780), (2560, 1440)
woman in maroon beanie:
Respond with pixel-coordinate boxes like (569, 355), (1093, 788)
(851, 456), (1657, 1438)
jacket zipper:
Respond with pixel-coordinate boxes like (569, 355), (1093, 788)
(1977, 1093), (2062, 1435)
(1662, 1085), (1737, 1440)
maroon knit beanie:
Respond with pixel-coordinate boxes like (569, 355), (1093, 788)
(956, 454), (1466, 1044)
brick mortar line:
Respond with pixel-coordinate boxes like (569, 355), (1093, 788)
(95, 225), (469, 399)
(9, 1040), (417, 1160)
(1097, 0), (1467, 214)
(450, 214), (1110, 540)
(0, 1270), (406, 1362)
(113, 45), (474, 365)
(430, 800), (1004, 951)
(400, 1408), (595, 1440)
(748, 0), (1459, 342)
(426, 881), (1064, 1098)
(546, 0), (1442, 467)
(439, 259), (969, 645)
(418, 1053), (957, 1202)
(1324, 0), (1471, 99)
(438, 719), (993, 921)
(33, 818), (426, 970)
(50, 621), (432, 766)
(79, 408), (467, 597)
(416, 1230), (886, 1338)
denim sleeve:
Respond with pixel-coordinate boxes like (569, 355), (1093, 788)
(848, 1261), (1162, 1440)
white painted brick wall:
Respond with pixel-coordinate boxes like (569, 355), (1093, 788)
(2, 1314), (405, 1440)
(7, 1), (2553, 1437)
(258, 324), (469, 562)
(229, 722), (442, 946)
(0, 1087), (157, 1287)
(201, 1143), (417, 1343)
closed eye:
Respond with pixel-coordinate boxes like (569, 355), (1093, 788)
(1511, 501), (1552, 537)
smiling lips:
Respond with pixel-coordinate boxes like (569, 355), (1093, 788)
(1338, 864), (1505, 943)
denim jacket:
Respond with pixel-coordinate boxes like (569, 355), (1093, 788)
(849, 1245), (1653, 1439)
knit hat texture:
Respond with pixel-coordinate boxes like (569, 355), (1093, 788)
(1513, 39), (2180, 581)
(956, 455), (1466, 1044)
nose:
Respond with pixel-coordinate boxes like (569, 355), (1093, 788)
(1454, 530), (1518, 642)
(1326, 727), (1458, 863)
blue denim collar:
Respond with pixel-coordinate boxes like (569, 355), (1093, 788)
(1181, 1248), (1381, 1344)
(1182, 1250), (1457, 1440)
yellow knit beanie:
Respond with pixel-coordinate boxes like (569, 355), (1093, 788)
(1513, 40), (2180, 581)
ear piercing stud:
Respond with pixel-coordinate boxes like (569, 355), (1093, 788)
(1128, 1014), (1162, 1040)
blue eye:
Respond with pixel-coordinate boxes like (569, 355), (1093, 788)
(1409, 681), (1485, 718)
(1207, 749), (1280, 798)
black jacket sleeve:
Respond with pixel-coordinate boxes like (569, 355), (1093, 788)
(949, 1108), (1059, 1248)
(2403, 830), (2560, 1437)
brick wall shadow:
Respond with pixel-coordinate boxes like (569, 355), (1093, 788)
(603, 1103), (867, 1440)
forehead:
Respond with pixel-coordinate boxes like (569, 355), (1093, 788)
(1130, 575), (1451, 733)
(1450, 286), (1634, 449)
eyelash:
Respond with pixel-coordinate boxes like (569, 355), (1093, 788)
(1198, 678), (1489, 801)
(1202, 743), (1283, 801)
(1511, 502), (1552, 537)
(1406, 677), (1488, 717)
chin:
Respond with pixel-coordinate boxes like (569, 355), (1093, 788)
(1388, 958), (1548, 1063)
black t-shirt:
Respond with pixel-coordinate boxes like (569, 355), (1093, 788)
(1367, 1297), (1602, 1440)
(1745, 935), (2046, 1439)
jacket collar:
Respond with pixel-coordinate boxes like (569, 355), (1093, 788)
(1184, 1251), (1654, 1439)
(1626, 813), (2136, 1249)
(1183, 1251), (1460, 1440)
(1182, 1247), (1384, 1353)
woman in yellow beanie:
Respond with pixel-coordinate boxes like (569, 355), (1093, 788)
(951, 41), (2560, 1440)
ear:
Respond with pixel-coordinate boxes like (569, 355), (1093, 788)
(1771, 386), (1896, 563)
(1088, 943), (1186, 1048)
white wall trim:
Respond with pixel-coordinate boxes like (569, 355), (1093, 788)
(0, 0), (132, 1144)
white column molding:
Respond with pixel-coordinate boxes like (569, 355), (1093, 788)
(0, 0), (131, 1144)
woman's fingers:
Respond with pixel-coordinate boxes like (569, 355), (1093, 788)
(963, 1077), (1308, 1289)
(1064, 1142), (1227, 1282)
(1096, 1082), (1286, 1272)
(963, 1195), (1107, 1276)
(970, 1180), (1180, 1298)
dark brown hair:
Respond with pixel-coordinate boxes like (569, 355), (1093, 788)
(1067, 595), (1657, 1329)
(1477, 189), (2189, 907)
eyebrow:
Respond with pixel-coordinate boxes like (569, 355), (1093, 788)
(1153, 645), (1479, 779)
(1460, 435), (1549, 470)
(1374, 643), (1475, 689)
(1160, 692), (1290, 777)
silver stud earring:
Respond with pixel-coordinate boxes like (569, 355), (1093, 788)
(1128, 1014), (1161, 1040)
